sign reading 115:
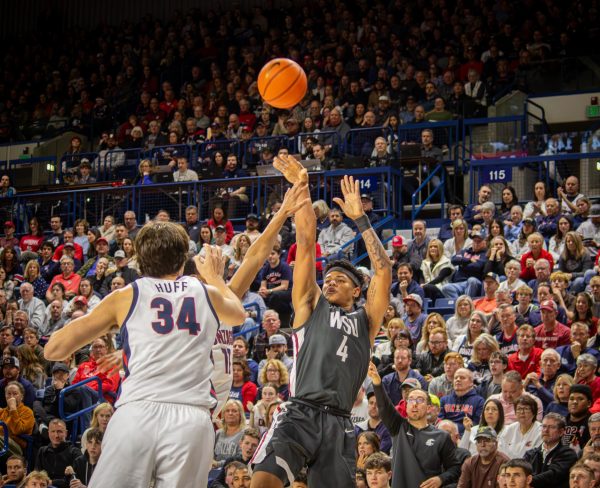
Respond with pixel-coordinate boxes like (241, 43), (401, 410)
(480, 166), (512, 184)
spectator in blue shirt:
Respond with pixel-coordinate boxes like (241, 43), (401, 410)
(382, 346), (427, 405)
(402, 293), (428, 343)
(442, 229), (489, 299)
(391, 262), (425, 302)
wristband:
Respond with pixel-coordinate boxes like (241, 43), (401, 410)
(354, 215), (372, 233)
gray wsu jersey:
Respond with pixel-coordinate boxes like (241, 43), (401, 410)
(290, 294), (371, 412)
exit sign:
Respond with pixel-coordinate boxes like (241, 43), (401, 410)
(586, 105), (600, 118)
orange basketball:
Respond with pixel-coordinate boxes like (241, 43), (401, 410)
(257, 58), (308, 109)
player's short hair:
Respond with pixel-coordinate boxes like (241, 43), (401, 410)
(364, 452), (392, 472)
(135, 221), (189, 277)
(324, 259), (364, 289)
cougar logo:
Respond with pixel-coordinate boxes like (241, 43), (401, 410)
(426, 439), (435, 447)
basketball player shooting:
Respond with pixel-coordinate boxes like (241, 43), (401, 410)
(44, 222), (247, 488)
(251, 155), (392, 487)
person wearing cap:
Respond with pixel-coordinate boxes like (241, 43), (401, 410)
(355, 389), (393, 454)
(473, 272), (500, 314)
(76, 237), (114, 279)
(439, 368), (485, 435)
(381, 346), (427, 405)
(401, 293), (428, 343)
(257, 334), (293, 374)
(93, 132), (125, 172)
(368, 362), (462, 488)
(1, 221), (19, 250)
(442, 229), (489, 299)
(231, 214), (262, 249)
(577, 203), (600, 244)
(534, 299), (571, 350)
(390, 235), (419, 276)
(457, 425), (509, 488)
(0, 357), (36, 409)
(522, 412), (578, 488)
(35, 362), (81, 434)
(100, 250), (138, 297)
(200, 224), (234, 261)
(564, 383), (594, 454)
(48, 256), (81, 300)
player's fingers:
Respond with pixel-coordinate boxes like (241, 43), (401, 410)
(332, 198), (344, 209)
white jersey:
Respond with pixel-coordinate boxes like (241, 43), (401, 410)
(116, 276), (220, 409)
(211, 325), (234, 418)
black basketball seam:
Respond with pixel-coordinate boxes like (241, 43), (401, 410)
(266, 68), (304, 104)
(262, 61), (291, 99)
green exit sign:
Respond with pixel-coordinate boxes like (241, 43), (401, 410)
(586, 105), (600, 118)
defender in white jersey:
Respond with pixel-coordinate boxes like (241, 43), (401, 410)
(45, 222), (246, 488)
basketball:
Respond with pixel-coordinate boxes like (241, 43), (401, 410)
(257, 58), (308, 109)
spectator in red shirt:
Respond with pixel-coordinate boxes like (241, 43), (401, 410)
(19, 217), (45, 254)
(230, 360), (257, 412)
(48, 256), (81, 300)
(159, 89), (178, 116)
(520, 232), (554, 281)
(508, 325), (543, 379)
(0, 221), (19, 250)
(52, 228), (84, 262)
(574, 354), (600, 403)
(534, 300), (571, 350)
(207, 206), (235, 244)
(72, 337), (119, 404)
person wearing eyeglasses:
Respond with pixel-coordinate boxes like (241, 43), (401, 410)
(498, 395), (542, 459)
(367, 361), (461, 488)
(523, 412), (578, 488)
(457, 426), (509, 488)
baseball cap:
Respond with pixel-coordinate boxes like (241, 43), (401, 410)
(522, 218), (536, 226)
(246, 213), (259, 221)
(403, 293), (423, 308)
(268, 334), (287, 346)
(401, 378), (421, 389)
(63, 242), (75, 248)
(114, 250), (126, 259)
(3, 221), (14, 228)
(392, 235), (404, 247)
(52, 363), (70, 374)
(360, 194), (372, 201)
(215, 225), (226, 232)
(95, 237), (109, 245)
(469, 229), (484, 239)
(540, 299), (557, 312)
(74, 295), (88, 306)
(474, 426), (498, 441)
(241, 124), (252, 132)
(378, 95), (390, 101)
(590, 204), (600, 218)
(2, 357), (19, 369)
(483, 272), (500, 283)
(429, 394), (440, 408)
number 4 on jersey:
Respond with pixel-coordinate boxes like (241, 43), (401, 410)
(151, 297), (200, 335)
(336, 335), (348, 362)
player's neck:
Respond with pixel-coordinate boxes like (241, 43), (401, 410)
(156, 273), (179, 281)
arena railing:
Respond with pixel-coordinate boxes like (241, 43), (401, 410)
(58, 376), (104, 443)
(411, 164), (446, 222)
(461, 115), (526, 165)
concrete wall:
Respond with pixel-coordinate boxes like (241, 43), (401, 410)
(529, 92), (600, 125)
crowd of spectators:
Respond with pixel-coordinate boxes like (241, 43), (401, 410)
(0, 1), (598, 487)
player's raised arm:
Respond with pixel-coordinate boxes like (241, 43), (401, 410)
(274, 154), (320, 327)
(44, 286), (132, 361)
(228, 180), (309, 298)
(333, 175), (392, 344)
(195, 245), (246, 326)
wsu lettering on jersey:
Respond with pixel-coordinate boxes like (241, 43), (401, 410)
(329, 310), (359, 337)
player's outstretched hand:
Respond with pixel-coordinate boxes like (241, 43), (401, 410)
(96, 350), (123, 376)
(332, 175), (365, 221)
(274, 153), (308, 185)
(195, 245), (226, 284)
(367, 361), (381, 386)
(279, 180), (310, 218)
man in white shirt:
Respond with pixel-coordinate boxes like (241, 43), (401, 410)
(18, 282), (46, 330)
(171, 157), (199, 182)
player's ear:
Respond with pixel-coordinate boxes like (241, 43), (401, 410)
(353, 286), (361, 300)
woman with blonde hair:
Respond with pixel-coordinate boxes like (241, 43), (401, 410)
(23, 260), (48, 299)
(452, 310), (488, 362)
(421, 238), (453, 300)
(467, 333), (500, 384)
(81, 402), (114, 452)
(228, 234), (252, 278)
(133, 159), (157, 185)
(559, 231), (592, 293)
(214, 399), (247, 467)
(258, 359), (289, 400)
(374, 317), (406, 359)
(416, 313), (449, 354)
(545, 374), (574, 416)
(443, 219), (472, 258)
(446, 295), (474, 342)
(249, 383), (279, 435)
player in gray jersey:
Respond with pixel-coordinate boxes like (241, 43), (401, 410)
(251, 157), (392, 487)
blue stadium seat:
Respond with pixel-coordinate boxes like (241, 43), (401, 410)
(434, 298), (456, 309)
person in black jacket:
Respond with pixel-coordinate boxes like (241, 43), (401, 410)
(65, 428), (103, 487)
(368, 362), (461, 488)
(523, 412), (578, 488)
(35, 418), (81, 488)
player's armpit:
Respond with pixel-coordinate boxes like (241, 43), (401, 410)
(44, 286), (132, 361)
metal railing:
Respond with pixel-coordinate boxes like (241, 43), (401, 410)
(411, 165), (446, 222)
(59, 376), (104, 443)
